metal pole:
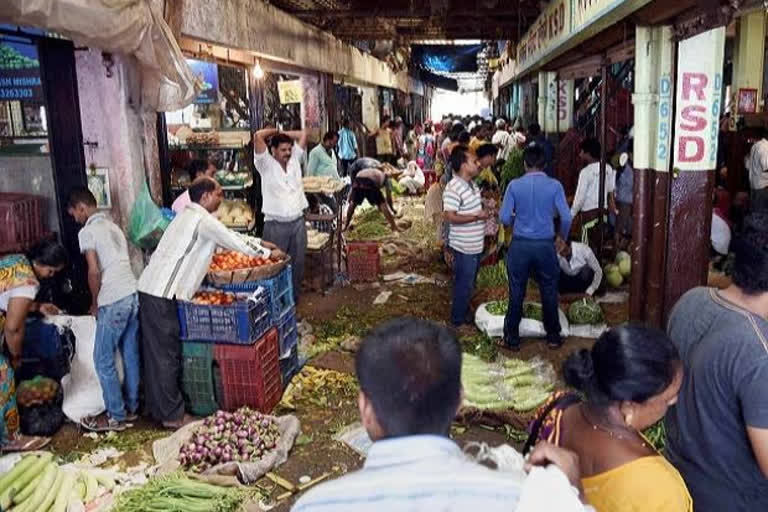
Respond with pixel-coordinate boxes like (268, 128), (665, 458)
(598, 63), (608, 255)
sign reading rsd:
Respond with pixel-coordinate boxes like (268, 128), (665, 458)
(673, 28), (725, 171)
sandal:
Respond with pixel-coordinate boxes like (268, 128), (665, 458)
(80, 413), (126, 432)
(2, 435), (50, 453)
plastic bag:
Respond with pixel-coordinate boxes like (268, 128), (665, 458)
(128, 181), (170, 250)
(474, 302), (570, 338)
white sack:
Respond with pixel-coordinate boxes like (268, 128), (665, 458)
(475, 302), (570, 339)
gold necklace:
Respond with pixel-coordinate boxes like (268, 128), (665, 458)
(580, 405), (647, 449)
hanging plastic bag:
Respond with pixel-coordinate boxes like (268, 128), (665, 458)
(128, 181), (170, 250)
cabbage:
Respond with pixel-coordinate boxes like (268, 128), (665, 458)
(618, 258), (631, 277)
(605, 264), (623, 288)
(567, 298), (604, 325)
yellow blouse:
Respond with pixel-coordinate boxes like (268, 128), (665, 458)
(582, 456), (693, 512)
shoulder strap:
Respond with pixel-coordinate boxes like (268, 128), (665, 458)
(522, 392), (581, 455)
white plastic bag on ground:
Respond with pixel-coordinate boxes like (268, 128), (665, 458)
(153, 414), (300, 484)
(568, 323), (608, 339)
(475, 303), (570, 339)
(46, 315), (123, 423)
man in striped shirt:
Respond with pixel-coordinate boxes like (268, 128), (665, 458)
(292, 319), (589, 512)
(443, 145), (487, 326)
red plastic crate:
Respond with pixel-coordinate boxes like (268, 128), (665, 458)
(0, 193), (46, 252)
(346, 241), (380, 282)
(213, 328), (282, 413)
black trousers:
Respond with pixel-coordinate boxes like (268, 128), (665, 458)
(138, 292), (184, 423)
(559, 267), (595, 294)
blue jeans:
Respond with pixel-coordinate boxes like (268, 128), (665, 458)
(94, 293), (140, 422)
(451, 248), (482, 325)
(503, 238), (562, 347)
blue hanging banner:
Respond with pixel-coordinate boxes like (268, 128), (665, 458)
(187, 58), (219, 104)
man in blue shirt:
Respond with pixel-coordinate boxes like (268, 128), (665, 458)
(337, 118), (358, 177)
(500, 143), (572, 350)
(527, 123), (555, 177)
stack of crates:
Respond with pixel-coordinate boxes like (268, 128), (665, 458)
(178, 286), (282, 413)
(277, 306), (300, 384)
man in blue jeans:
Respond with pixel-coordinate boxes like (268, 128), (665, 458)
(500, 143), (572, 350)
(68, 188), (139, 432)
(443, 145), (488, 326)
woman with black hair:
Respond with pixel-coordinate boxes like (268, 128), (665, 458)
(0, 239), (68, 451)
(528, 325), (691, 511)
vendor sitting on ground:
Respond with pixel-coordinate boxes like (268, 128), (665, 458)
(292, 318), (590, 512)
(0, 240), (67, 451)
(556, 238), (603, 296)
(344, 166), (398, 232)
(137, 177), (283, 430)
(398, 161), (425, 195)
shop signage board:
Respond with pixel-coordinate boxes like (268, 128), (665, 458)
(545, 74), (574, 132)
(278, 80), (303, 104)
(673, 27), (725, 171)
(655, 71), (674, 171)
(572, 0), (616, 31)
(187, 59), (219, 104)
(0, 41), (42, 101)
(517, 0), (570, 71)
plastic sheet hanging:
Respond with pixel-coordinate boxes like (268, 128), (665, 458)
(0, 0), (200, 111)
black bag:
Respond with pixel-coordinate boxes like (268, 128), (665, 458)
(18, 386), (65, 437)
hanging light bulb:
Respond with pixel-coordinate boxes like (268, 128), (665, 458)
(252, 58), (264, 80)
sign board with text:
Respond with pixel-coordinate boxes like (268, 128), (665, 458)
(0, 41), (42, 101)
(546, 76), (574, 133)
(278, 80), (303, 104)
(572, 0), (615, 31)
(673, 28), (725, 171)
(517, 0), (570, 71)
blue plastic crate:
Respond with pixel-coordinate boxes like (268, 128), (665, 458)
(277, 308), (298, 357)
(177, 288), (273, 344)
(211, 266), (294, 319)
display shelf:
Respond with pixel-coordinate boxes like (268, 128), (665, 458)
(169, 144), (247, 151)
(220, 180), (253, 191)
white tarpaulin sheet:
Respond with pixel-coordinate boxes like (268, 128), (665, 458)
(0, 0), (200, 111)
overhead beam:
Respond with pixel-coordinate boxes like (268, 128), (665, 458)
(290, 8), (539, 19)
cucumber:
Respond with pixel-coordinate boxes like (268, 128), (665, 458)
(16, 463), (56, 512)
(0, 456), (38, 496)
(10, 453), (53, 505)
(36, 468), (64, 512)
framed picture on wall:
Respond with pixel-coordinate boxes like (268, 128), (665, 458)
(87, 167), (111, 209)
(738, 88), (758, 114)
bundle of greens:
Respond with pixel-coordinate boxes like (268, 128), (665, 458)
(566, 298), (604, 325)
(476, 261), (507, 289)
(462, 354), (555, 412)
(500, 147), (525, 191)
(112, 473), (250, 512)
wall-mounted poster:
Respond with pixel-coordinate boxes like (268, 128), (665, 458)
(0, 40), (42, 101)
(738, 88), (758, 114)
(87, 167), (112, 209)
(278, 80), (303, 104)
(186, 58), (219, 104)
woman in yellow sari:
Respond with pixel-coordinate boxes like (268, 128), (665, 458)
(0, 240), (67, 452)
(529, 326), (691, 512)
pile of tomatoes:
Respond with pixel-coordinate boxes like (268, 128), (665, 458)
(209, 250), (271, 272)
(17, 377), (59, 407)
(192, 291), (236, 305)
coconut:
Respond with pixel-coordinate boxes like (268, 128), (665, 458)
(618, 257), (631, 277)
(605, 264), (623, 288)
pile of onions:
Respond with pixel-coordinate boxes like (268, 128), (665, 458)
(178, 407), (281, 472)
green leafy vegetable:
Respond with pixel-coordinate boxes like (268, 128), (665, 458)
(567, 298), (604, 325)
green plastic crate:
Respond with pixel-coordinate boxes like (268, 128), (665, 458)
(181, 342), (219, 416)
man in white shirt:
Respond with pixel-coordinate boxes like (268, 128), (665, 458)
(571, 138), (616, 248)
(746, 132), (768, 211)
(555, 238), (603, 296)
(254, 128), (308, 301)
(171, 159), (216, 214)
(292, 318), (590, 512)
(491, 118), (514, 162)
(137, 178), (279, 429)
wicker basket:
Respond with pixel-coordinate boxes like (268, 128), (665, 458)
(207, 256), (289, 285)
